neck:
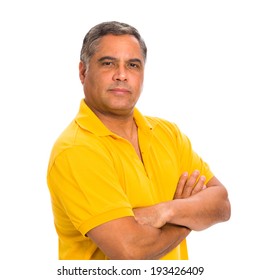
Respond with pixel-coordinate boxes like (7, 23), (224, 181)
(89, 105), (142, 161)
(85, 102), (135, 139)
(99, 112), (137, 140)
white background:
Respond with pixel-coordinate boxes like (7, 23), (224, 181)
(1, 0), (259, 279)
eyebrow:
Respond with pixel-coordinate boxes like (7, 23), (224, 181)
(98, 56), (143, 65)
(98, 56), (117, 62)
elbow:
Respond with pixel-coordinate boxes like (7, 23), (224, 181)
(222, 198), (231, 222)
(194, 197), (231, 231)
(217, 186), (231, 223)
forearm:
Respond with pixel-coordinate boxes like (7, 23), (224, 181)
(129, 223), (191, 259)
(88, 216), (190, 260)
(165, 186), (231, 231)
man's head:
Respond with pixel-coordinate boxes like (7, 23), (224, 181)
(80, 21), (147, 69)
(79, 21), (147, 118)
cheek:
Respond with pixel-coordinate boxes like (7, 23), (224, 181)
(135, 72), (144, 86)
(85, 73), (100, 90)
(89, 71), (111, 87)
(134, 77), (144, 93)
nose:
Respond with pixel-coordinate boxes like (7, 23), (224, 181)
(112, 65), (127, 82)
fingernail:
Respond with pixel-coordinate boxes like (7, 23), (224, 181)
(200, 175), (206, 182)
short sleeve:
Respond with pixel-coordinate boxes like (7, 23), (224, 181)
(47, 145), (134, 236)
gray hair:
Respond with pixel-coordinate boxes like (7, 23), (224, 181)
(80, 21), (147, 67)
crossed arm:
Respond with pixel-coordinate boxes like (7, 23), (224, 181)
(87, 171), (231, 259)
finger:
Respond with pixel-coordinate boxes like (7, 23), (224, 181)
(174, 172), (188, 199)
(182, 170), (200, 198)
(192, 175), (206, 195)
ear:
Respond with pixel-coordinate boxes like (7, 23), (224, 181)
(79, 61), (86, 84)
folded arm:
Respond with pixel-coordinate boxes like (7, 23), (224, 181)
(134, 171), (231, 231)
(87, 216), (190, 260)
(87, 171), (230, 259)
(169, 175), (230, 230)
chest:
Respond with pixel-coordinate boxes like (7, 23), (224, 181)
(107, 136), (181, 207)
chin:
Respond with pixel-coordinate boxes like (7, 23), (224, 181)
(108, 106), (135, 117)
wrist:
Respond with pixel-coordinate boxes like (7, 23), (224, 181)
(161, 201), (175, 224)
(163, 200), (180, 225)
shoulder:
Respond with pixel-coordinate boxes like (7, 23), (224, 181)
(143, 116), (191, 150)
(47, 121), (110, 173)
(145, 116), (182, 136)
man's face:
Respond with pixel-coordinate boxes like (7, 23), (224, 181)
(79, 34), (145, 118)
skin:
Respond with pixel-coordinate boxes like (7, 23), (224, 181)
(79, 34), (144, 156)
(79, 34), (231, 259)
(80, 36), (144, 119)
(134, 171), (231, 231)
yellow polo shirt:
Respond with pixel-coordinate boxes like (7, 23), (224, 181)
(47, 99), (213, 260)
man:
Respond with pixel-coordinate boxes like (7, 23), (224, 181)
(47, 21), (231, 260)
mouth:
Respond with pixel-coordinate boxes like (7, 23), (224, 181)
(108, 87), (131, 95)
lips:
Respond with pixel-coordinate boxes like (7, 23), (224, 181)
(108, 87), (131, 94)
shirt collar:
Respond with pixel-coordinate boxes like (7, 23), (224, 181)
(133, 107), (154, 133)
(75, 99), (154, 136)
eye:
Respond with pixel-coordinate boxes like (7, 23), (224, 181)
(102, 61), (114, 67)
(130, 63), (138, 68)
(128, 62), (140, 69)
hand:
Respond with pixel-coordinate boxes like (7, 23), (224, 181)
(133, 203), (168, 229)
(134, 171), (207, 229)
(174, 170), (206, 199)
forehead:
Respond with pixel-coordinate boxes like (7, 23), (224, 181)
(94, 34), (144, 61)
